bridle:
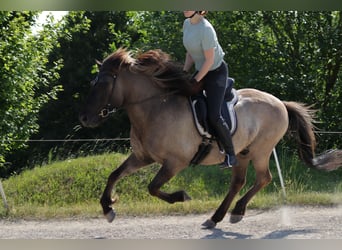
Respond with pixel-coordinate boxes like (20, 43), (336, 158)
(99, 104), (117, 118)
(92, 72), (179, 118)
(91, 72), (118, 118)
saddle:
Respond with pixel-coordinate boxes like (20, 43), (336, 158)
(189, 78), (239, 165)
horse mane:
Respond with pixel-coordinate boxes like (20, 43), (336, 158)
(101, 48), (197, 96)
(101, 48), (136, 72)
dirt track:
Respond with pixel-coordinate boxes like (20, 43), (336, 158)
(0, 206), (341, 239)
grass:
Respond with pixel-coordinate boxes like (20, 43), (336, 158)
(0, 150), (341, 219)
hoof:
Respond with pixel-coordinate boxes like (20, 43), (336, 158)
(230, 214), (243, 224)
(202, 219), (216, 229)
(105, 209), (116, 223)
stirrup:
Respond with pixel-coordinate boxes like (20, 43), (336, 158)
(219, 154), (237, 169)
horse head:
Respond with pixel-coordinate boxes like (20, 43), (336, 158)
(79, 48), (132, 128)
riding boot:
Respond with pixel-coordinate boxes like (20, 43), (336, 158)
(214, 118), (238, 168)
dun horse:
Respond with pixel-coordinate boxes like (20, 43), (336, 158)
(79, 48), (342, 228)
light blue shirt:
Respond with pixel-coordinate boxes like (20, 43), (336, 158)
(183, 18), (225, 71)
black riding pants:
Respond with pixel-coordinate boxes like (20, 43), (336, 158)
(202, 61), (229, 128)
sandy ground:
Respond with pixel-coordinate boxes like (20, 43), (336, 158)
(0, 206), (341, 239)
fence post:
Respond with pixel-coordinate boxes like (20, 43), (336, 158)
(0, 180), (8, 211)
(273, 148), (287, 202)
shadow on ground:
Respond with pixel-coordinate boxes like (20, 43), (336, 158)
(202, 228), (318, 239)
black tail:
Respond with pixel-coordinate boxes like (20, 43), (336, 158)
(284, 101), (342, 171)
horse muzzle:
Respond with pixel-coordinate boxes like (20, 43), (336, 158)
(79, 112), (102, 128)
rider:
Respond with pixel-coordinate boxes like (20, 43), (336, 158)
(182, 10), (237, 167)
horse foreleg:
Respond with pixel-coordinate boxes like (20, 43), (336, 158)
(148, 160), (191, 204)
(202, 159), (248, 229)
(230, 164), (272, 224)
(100, 153), (153, 222)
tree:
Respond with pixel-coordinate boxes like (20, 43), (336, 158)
(6, 11), (142, 174)
(0, 11), (61, 175)
(132, 11), (185, 60)
(261, 11), (341, 148)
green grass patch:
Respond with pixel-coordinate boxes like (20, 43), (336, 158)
(0, 151), (341, 219)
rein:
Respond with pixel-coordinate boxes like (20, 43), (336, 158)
(97, 72), (180, 118)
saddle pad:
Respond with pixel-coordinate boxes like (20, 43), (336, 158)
(190, 88), (238, 138)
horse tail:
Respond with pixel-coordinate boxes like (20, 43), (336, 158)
(283, 101), (317, 167)
(283, 101), (342, 171)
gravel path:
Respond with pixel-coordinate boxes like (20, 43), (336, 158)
(0, 206), (341, 239)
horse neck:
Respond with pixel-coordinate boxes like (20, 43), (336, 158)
(122, 71), (164, 104)
(121, 71), (175, 123)
(129, 96), (191, 136)
(126, 91), (185, 126)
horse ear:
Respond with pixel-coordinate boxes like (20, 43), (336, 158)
(95, 59), (102, 69)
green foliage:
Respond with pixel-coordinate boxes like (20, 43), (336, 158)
(131, 11), (185, 60)
(0, 11), (62, 169)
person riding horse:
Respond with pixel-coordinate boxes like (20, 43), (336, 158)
(182, 11), (237, 167)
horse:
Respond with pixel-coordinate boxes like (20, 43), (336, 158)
(79, 48), (342, 229)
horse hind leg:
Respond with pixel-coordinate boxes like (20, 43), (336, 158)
(202, 157), (249, 229)
(100, 153), (153, 222)
(148, 159), (191, 204)
(230, 156), (272, 224)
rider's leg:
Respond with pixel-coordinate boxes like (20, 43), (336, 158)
(205, 82), (237, 167)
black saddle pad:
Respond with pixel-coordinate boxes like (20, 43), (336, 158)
(190, 88), (238, 138)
